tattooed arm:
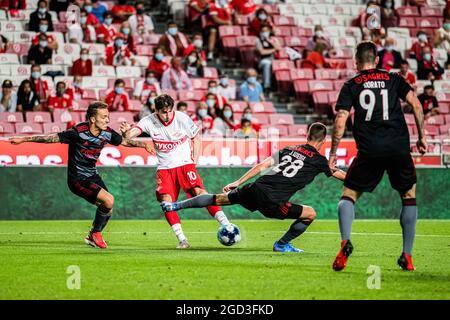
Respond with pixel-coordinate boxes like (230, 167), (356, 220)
(405, 90), (427, 155)
(329, 109), (350, 169)
(9, 133), (60, 144)
(121, 138), (155, 155)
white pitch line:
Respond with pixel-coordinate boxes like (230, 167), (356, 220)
(0, 231), (449, 238)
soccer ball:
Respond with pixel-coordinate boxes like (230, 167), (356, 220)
(217, 223), (241, 246)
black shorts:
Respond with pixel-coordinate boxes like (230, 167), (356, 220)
(344, 153), (417, 193)
(68, 174), (108, 204)
(228, 183), (303, 220)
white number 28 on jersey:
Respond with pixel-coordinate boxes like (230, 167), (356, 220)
(272, 155), (304, 178)
(359, 89), (389, 121)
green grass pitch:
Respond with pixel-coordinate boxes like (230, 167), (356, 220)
(0, 219), (449, 300)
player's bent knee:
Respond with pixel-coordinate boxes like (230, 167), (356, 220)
(301, 206), (316, 222)
(401, 184), (416, 199)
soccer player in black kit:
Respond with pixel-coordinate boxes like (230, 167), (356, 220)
(9, 102), (154, 249)
(161, 123), (346, 252)
(329, 41), (427, 271)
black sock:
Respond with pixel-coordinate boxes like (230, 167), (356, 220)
(278, 219), (311, 245)
(176, 194), (215, 209)
(92, 205), (111, 232)
(101, 215), (111, 231)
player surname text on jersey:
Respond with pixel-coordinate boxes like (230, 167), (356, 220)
(363, 81), (386, 89)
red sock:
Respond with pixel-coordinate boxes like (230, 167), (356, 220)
(206, 205), (222, 218)
(165, 211), (180, 226)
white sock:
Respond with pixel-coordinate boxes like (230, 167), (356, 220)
(171, 223), (187, 242)
(214, 211), (230, 225)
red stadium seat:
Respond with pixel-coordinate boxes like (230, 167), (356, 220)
(110, 112), (134, 124)
(424, 124), (439, 136)
(0, 112), (24, 123)
(250, 102), (276, 114)
(328, 91), (340, 105)
(397, 6), (420, 17)
(399, 17), (416, 28)
(312, 91), (329, 105)
(262, 4), (279, 15)
(73, 99), (91, 111)
(269, 114), (294, 125)
(136, 45), (154, 56)
(273, 26), (291, 37)
(43, 122), (67, 134)
(234, 15), (249, 26)
(251, 114), (270, 125)
(228, 101), (248, 113)
(219, 26), (242, 38)
(6, 43), (30, 55)
(161, 89), (178, 99)
(221, 36), (238, 59)
(203, 67), (218, 79)
(308, 80), (334, 92)
(416, 17), (440, 29)
(290, 68), (314, 81)
(284, 36), (308, 50)
(53, 109), (80, 123)
(439, 124), (450, 135)
(178, 90), (205, 101)
(436, 92), (450, 102)
(15, 123), (43, 134)
(266, 125), (289, 137)
(426, 115), (445, 125)
(408, 124), (417, 136)
(404, 113), (416, 125)
(142, 33), (161, 45)
(81, 89), (97, 100)
(339, 69), (357, 79)
(334, 80), (347, 91)
(440, 103), (450, 114)
(128, 99), (142, 112)
(191, 78), (210, 90)
(273, 15), (295, 26)
(293, 80), (310, 99)
(0, 122), (15, 136)
(25, 112), (52, 124)
(315, 69), (340, 80)
(288, 124), (308, 137)
(291, 27), (313, 37)
(272, 59), (295, 72)
(420, 7), (443, 17)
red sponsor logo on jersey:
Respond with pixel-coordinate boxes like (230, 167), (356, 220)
(295, 147), (314, 157)
(80, 148), (102, 157)
(153, 136), (188, 152)
(354, 72), (390, 84)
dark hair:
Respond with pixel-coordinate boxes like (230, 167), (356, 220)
(167, 20), (177, 26)
(38, 0), (47, 6)
(355, 41), (377, 65)
(240, 118), (251, 127)
(114, 79), (125, 86)
(307, 122), (327, 142)
(18, 79), (34, 94)
(145, 69), (155, 77)
(154, 94), (174, 111)
(103, 10), (112, 19)
(177, 101), (188, 110)
(56, 81), (66, 88)
(255, 8), (268, 17)
(208, 80), (217, 87)
(424, 85), (434, 91)
(400, 59), (409, 65)
(243, 106), (252, 113)
(86, 101), (108, 121)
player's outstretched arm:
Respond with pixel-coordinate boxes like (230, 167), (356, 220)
(119, 122), (141, 139)
(405, 90), (427, 155)
(121, 138), (155, 155)
(329, 109), (350, 169)
(223, 156), (275, 192)
(9, 133), (60, 145)
(331, 169), (347, 181)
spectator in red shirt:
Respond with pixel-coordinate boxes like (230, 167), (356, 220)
(84, 0), (100, 26)
(376, 37), (402, 71)
(410, 30), (433, 62)
(133, 70), (161, 103)
(47, 81), (74, 114)
(201, 80), (228, 110)
(119, 21), (137, 54)
(32, 19), (58, 51)
(183, 33), (206, 64)
(96, 11), (117, 44)
(192, 101), (214, 134)
(147, 46), (170, 80)
(206, 0), (233, 60)
(231, 0), (256, 16)
(417, 46), (444, 81)
(111, 0), (136, 23)
(104, 79), (130, 111)
(0, 0), (26, 9)
(249, 7), (274, 36)
(236, 106), (261, 132)
(103, 33), (135, 66)
(188, 0), (209, 25)
(30, 64), (49, 105)
(68, 9), (97, 44)
(157, 21), (190, 57)
(398, 60), (417, 88)
(71, 48), (93, 76)
(65, 75), (84, 101)
(301, 42), (328, 70)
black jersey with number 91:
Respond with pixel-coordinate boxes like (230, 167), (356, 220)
(335, 69), (413, 156)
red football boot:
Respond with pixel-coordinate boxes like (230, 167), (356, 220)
(84, 231), (108, 249)
(332, 240), (353, 271)
(397, 252), (416, 271)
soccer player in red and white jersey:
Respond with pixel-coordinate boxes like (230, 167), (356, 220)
(120, 94), (231, 248)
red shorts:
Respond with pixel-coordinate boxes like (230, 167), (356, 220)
(155, 164), (205, 201)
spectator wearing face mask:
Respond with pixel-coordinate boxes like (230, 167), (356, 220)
(377, 37), (402, 71)
(29, 64), (49, 105)
(139, 91), (158, 119)
(103, 33), (135, 66)
(47, 81), (73, 114)
(148, 46), (170, 80)
(71, 48), (93, 76)
(206, 0), (233, 61)
(28, 34), (52, 65)
(84, 0), (100, 26)
(184, 51), (204, 78)
(418, 85), (440, 120)
(104, 78), (130, 111)
(96, 11), (117, 44)
(29, 0), (54, 32)
(234, 118), (257, 139)
(183, 33), (206, 64)
(417, 46), (444, 80)
(177, 101), (189, 114)
(134, 70), (161, 103)
(128, 1), (154, 35)
(398, 60), (417, 87)
(434, 17), (450, 62)
(161, 57), (192, 90)
(68, 9), (97, 44)
(301, 42), (328, 70)
(231, 0), (256, 16)
(217, 74), (236, 100)
(237, 106), (261, 132)
(240, 68), (265, 103)
(410, 31), (433, 62)
(380, 0), (399, 29)
(256, 24), (281, 93)
(188, 0), (209, 24)
(0, 80), (17, 112)
(119, 21), (137, 54)
(192, 102), (214, 134)
(32, 19), (58, 51)
(201, 80), (228, 109)
(17, 80), (41, 113)
(111, 0), (136, 23)
(66, 75), (84, 101)
(305, 25), (333, 53)
(211, 104), (235, 137)
(250, 8), (274, 35)
(158, 21), (190, 57)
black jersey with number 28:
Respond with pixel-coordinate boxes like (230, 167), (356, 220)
(335, 69), (413, 156)
(255, 144), (333, 204)
(58, 122), (123, 180)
